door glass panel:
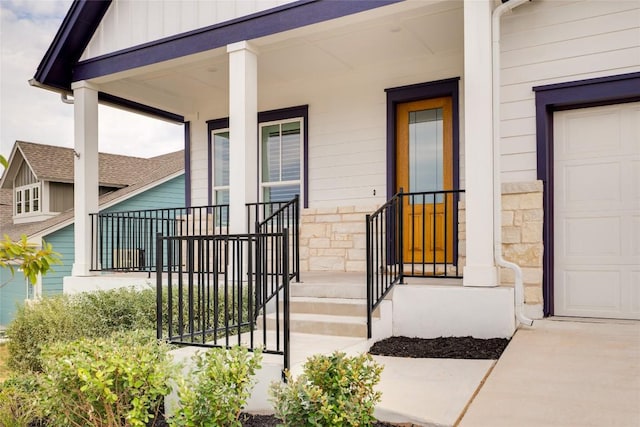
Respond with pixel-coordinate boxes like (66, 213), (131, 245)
(409, 107), (443, 201)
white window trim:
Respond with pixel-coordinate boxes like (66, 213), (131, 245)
(14, 182), (41, 216)
(24, 269), (43, 301)
(258, 117), (304, 203)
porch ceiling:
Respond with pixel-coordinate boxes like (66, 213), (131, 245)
(91, 0), (463, 118)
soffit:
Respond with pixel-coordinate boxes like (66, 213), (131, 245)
(93, 0), (463, 117)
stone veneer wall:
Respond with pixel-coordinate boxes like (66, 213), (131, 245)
(458, 181), (544, 313)
(300, 205), (378, 272)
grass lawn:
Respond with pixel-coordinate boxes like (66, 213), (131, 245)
(0, 343), (10, 382)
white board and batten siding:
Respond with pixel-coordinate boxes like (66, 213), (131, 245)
(499, 0), (640, 183)
(554, 102), (640, 320)
(81, 0), (297, 61)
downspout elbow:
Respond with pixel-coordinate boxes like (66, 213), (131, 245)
(60, 93), (74, 104)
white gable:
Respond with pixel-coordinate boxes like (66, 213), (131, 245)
(80, 0), (297, 61)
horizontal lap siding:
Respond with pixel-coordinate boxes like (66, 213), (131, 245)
(499, 0), (640, 182)
(42, 225), (74, 297)
(0, 268), (27, 327)
(189, 55), (464, 208)
(102, 175), (186, 213)
(81, 0), (296, 60)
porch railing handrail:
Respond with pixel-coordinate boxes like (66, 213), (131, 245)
(248, 195), (300, 283)
(155, 230), (290, 373)
(90, 204), (229, 273)
(366, 188), (465, 338)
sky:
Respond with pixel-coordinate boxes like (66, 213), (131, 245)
(0, 0), (184, 161)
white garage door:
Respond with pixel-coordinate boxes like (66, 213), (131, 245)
(554, 102), (640, 319)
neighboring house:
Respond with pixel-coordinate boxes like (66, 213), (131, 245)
(28, 0), (639, 339)
(0, 141), (185, 326)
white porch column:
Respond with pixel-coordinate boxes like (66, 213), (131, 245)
(227, 41), (258, 234)
(462, 0), (497, 287)
(71, 81), (99, 276)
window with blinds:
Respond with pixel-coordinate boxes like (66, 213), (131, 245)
(260, 119), (302, 203)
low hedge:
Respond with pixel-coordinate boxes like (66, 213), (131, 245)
(6, 287), (158, 373)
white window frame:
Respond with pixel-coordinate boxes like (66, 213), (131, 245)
(259, 117), (304, 203)
(211, 128), (230, 205)
(15, 182), (41, 216)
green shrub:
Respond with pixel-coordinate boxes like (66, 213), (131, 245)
(6, 287), (159, 373)
(72, 286), (157, 336)
(0, 373), (45, 427)
(6, 295), (79, 372)
(171, 346), (262, 427)
(270, 352), (383, 427)
(40, 330), (175, 427)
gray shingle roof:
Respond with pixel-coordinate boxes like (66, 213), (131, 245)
(15, 141), (153, 187)
(0, 143), (184, 240)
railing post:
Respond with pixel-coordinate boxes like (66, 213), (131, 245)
(294, 194), (300, 282)
(90, 213), (96, 271)
(282, 228), (290, 378)
(365, 214), (372, 339)
(156, 232), (163, 340)
(398, 189), (405, 284)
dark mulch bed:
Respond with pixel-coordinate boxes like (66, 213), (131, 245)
(30, 413), (406, 426)
(369, 335), (509, 360)
(239, 413), (407, 426)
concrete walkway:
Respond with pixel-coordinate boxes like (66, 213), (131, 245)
(459, 319), (640, 427)
(200, 318), (640, 426)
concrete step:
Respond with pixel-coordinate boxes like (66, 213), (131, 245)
(264, 312), (368, 337)
(287, 296), (373, 318)
(290, 283), (367, 299)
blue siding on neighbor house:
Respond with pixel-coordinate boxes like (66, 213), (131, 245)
(0, 267), (27, 327)
(103, 174), (185, 214)
(98, 174), (186, 270)
(41, 224), (74, 297)
(0, 174), (185, 326)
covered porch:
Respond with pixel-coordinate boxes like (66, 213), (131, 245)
(57, 0), (530, 348)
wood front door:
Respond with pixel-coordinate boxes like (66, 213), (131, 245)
(396, 97), (453, 265)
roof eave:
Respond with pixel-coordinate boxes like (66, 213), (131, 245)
(32, 0), (112, 92)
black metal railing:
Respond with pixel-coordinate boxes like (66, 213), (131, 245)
(90, 205), (229, 272)
(155, 230), (290, 373)
(366, 189), (464, 338)
(247, 195), (300, 282)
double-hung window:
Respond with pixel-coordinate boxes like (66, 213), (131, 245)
(208, 105), (307, 208)
(260, 119), (302, 203)
(15, 183), (40, 215)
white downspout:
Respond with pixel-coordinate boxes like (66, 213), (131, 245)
(492, 0), (533, 327)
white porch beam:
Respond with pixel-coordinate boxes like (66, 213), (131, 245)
(227, 41), (258, 234)
(71, 81), (99, 276)
(462, 0), (497, 287)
